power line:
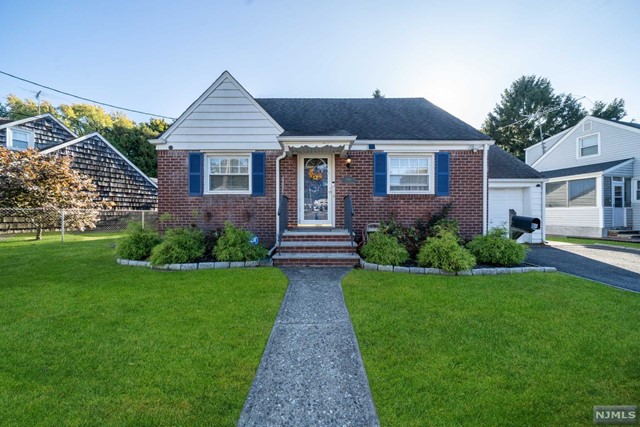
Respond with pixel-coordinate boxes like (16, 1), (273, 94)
(0, 70), (176, 120)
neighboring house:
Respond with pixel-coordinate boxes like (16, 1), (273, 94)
(152, 70), (498, 265)
(488, 145), (546, 243)
(525, 115), (640, 237)
(0, 114), (157, 210)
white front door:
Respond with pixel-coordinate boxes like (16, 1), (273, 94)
(612, 180), (625, 227)
(298, 156), (334, 226)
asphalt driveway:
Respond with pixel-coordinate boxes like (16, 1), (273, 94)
(526, 241), (640, 292)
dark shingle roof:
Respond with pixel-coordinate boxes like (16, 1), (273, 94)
(542, 158), (633, 178)
(488, 145), (545, 179)
(618, 120), (640, 130)
(255, 98), (490, 141)
(0, 119), (14, 126)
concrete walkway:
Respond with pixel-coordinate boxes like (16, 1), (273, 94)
(238, 268), (379, 427)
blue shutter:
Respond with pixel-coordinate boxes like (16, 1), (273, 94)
(436, 152), (450, 196)
(188, 152), (203, 196)
(252, 152), (266, 196)
(373, 152), (387, 196)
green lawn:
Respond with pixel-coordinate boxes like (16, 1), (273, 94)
(546, 235), (640, 249)
(0, 234), (288, 426)
(343, 270), (640, 426)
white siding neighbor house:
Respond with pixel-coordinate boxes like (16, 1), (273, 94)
(526, 115), (640, 237)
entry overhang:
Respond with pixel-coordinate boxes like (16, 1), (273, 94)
(278, 135), (357, 158)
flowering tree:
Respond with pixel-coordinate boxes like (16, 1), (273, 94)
(0, 147), (111, 239)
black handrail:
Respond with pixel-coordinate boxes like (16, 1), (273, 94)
(277, 195), (289, 245)
(344, 195), (355, 245)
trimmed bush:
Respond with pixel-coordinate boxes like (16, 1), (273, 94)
(467, 227), (528, 267)
(149, 227), (205, 266)
(213, 222), (268, 262)
(116, 222), (161, 261)
(417, 227), (476, 272)
(360, 232), (409, 266)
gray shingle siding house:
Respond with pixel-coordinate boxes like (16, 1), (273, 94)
(0, 114), (157, 210)
(526, 115), (640, 237)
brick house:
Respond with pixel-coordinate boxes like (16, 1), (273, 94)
(151, 71), (494, 266)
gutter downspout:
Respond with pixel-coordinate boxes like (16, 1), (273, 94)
(482, 143), (489, 235)
(274, 148), (288, 246)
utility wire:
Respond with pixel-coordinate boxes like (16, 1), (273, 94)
(0, 70), (176, 120)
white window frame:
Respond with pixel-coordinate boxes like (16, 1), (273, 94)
(632, 178), (640, 203)
(387, 153), (434, 195)
(204, 153), (252, 195)
(576, 133), (600, 159)
(6, 127), (34, 150)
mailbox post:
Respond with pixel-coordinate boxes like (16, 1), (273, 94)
(509, 209), (541, 240)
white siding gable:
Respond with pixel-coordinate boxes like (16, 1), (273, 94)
(525, 129), (570, 165)
(532, 117), (640, 176)
(159, 72), (283, 151)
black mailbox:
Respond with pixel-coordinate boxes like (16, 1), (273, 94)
(509, 209), (541, 240)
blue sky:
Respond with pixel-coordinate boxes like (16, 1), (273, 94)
(2, 0), (639, 128)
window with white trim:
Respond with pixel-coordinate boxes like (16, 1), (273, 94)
(545, 178), (597, 207)
(206, 155), (251, 194)
(577, 134), (599, 158)
(388, 155), (433, 193)
(8, 128), (34, 150)
(633, 179), (640, 202)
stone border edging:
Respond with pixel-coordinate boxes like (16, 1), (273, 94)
(116, 258), (273, 270)
(359, 259), (556, 275)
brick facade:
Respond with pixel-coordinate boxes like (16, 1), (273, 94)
(159, 148), (484, 247)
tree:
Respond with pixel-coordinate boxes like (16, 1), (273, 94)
(590, 98), (626, 121)
(372, 89), (385, 99)
(482, 75), (626, 159)
(5, 94), (57, 119)
(0, 101), (8, 118)
(0, 147), (111, 239)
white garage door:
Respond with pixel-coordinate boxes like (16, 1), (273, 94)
(489, 188), (525, 243)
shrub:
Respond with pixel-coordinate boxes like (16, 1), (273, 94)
(467, 227), (528, 267)
(149, 227), (205, 266)
(213, 222), (268, 262)
(116, 222), (161, 260)
(360, 232), (409, 266)
(417, 227), (476, 272)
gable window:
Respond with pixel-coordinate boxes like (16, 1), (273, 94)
(206, 155), (251, 194)
(7, 128), (34, 150)
(577, 134), (599, 158)
(388, 155), (433, 194)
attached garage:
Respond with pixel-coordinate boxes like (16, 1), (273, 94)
(488, 146), (546, 243)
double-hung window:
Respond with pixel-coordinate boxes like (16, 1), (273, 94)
(8, 128), (34, 150)
(633, 179), (640, 202)
(578, 134), (599, 158)
(206, 155), (251, 194)
(388, 155), (433, 194)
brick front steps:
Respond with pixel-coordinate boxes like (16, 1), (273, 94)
(272, 229), (360, 267)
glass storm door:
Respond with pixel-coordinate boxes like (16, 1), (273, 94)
(612, 181), (625, 227)
(298, 156), (333, 226)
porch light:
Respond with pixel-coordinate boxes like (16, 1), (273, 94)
(345, 154), (352, 169)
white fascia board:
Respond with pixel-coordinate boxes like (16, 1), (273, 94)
(352, 139), (494, 152)
(160, 71), (284, 140)
(0, 113), (78, 138)
(588, 115), (640, 135)
(42, 132), (158, 188)
(545, 171), (603, 182)
(149, 138), (167, 145)
(525, 129), (571, 153)
(278, 135), (357, 143)
(156, 141), (281, 151)
(489, 178), (547, 187)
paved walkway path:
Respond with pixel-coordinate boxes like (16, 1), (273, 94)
(238, 268), (379, 427)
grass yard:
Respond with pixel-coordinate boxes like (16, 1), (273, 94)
(0, 233), (288, 426)
(343, 270), (640, 426)
(546, 235), (640, 249)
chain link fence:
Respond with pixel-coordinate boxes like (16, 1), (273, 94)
(0, 208), (158, 239)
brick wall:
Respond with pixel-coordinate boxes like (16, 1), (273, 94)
(157, 150), (280, 247)
(158, 149), (484, 246)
